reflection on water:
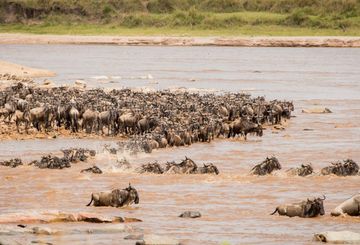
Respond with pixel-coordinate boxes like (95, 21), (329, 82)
(0, 46), (359, 244)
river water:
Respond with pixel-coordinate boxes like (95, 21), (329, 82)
(0, 45), (359, 244)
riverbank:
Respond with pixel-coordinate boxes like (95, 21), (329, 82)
(1, 33), (359, 47)
(0, 60), (55, 78)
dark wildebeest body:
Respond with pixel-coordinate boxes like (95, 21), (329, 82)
(86, 184), (139, 207)
(321, 159), (359, 176)
(137, 162), (164, 174)
(271, 196), (326, 218)
(165, 157), (197, 174)
(287, 164), (313, 177)
(251, 156), (281, 175)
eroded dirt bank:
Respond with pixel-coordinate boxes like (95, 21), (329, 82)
(0, 34), (360, 47)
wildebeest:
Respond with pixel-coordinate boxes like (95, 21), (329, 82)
(271, 196), (326, 218)
(29, 106), (53, 132)
(29, 154), (71, 169)
(286, 163), (313, 177)
(165, 157), (197, 174)
(14, 109), (30, 133)
(81, 166), (103, 174)
(62, 148), (96, 162)
(195, 163), (219, 175)
(86, 184), (139, 207)
(0, 158), (22, 168)
(250, 156), (281, 175)
(82, 108), (99, 134)
(321, 159), (359, 176)
(137, 162), (164, 174)
(228, 118), (263, 140)
(331, 193), (360, 217)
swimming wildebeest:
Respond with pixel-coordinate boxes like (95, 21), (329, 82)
(271, 196), (326, 218)
(165, 157), (197, 174)
(86, 184), (139, 207)
(250, 156), (281, 175)
(286, 163), (313, 177)
(195, 163), (219, 175)
(81, 166), (103, 174)
(321, 159), (359, 176)
(331, 193), (360, 217)
(137, 162), (164, 174)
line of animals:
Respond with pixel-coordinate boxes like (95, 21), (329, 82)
(250, 156), (359, 177)
(0, 78), (294, 152)
(0, 148), (96, 169)
(86, 183), (360, 218)
(1, 151), (358, 178)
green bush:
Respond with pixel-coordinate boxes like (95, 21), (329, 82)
(284, 9), (310, 26)
(147, 0), (175, 13)
(199, 0), (244, 13)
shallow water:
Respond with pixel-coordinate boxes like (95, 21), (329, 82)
(1, 45), (360, 100)
(0, 45), (359, 244)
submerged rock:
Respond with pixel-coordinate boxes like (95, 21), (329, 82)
(124, 233), (144, 240)
(136, 234), (181, 245)
(31, 227), (60, 235)
(302, 107), (332, 114)
(179, 211), (201, 218)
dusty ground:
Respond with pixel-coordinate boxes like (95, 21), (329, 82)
(0, 34), (359, 47)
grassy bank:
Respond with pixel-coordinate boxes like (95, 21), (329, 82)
(0, 0), (359, 36)
(1, 23), (360, 36)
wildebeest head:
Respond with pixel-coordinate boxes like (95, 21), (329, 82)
(306, 195), (326, 217)
(255, 124), (263, 137)
(203, 163), (219, 175)
(126, 183), (139, 204)
(298, 163), (313, 176)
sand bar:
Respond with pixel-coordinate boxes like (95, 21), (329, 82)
(0, 60), (55, 78)
(0, 34), (359, 47)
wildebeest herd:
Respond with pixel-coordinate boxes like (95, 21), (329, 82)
(0, 75), (359, 244)
(0, 80), (294, 153)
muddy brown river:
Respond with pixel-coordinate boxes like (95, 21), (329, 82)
(0, 45), (359, 244)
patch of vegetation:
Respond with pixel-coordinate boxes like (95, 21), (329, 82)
(0, 0), (359, 35)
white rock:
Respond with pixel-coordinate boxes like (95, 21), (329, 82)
(137, 234), (180, 245)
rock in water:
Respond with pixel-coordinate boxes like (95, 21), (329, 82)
(75, 80), (87, 89)
(136, 234), (181, 245)
(314, 231), (360, 243)
(302, 107), (332, 114)
(124, 233), (144, 240)
(179, 211), (201, 218)
(31, 227), (60, 235)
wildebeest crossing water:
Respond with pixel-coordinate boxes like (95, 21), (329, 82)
(0, 46), (359, 244)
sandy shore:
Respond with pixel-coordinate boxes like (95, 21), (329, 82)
(0, 33), (359, 47)
(0, 60), (55, 78)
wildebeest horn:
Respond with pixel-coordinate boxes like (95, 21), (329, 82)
(321, 195), (326, 200)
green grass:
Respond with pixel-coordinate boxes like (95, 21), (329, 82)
(1, 23), (359, 36)
(1, 2), (359, 36)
